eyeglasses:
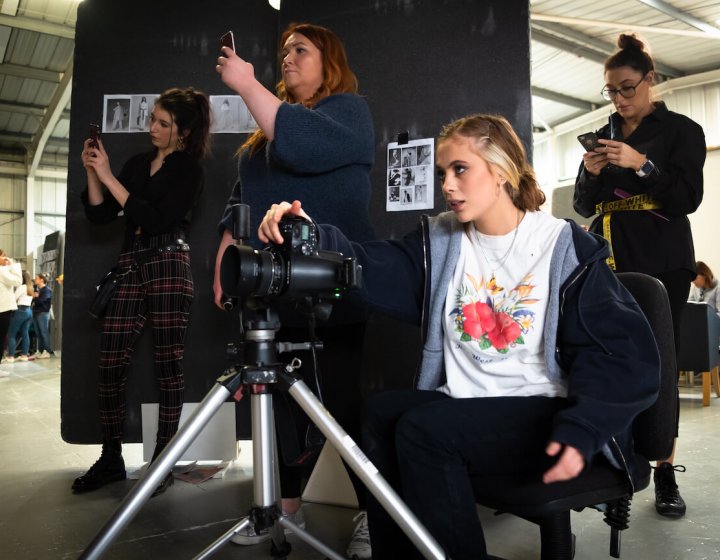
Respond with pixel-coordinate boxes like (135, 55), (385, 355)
(601, 74), (647, 101)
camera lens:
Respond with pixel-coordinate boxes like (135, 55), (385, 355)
(220, 244), (283, 297)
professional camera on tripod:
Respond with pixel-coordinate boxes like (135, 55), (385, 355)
(80, 204), (446, 560)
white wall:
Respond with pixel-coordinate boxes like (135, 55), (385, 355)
(690, 149), (720, 275)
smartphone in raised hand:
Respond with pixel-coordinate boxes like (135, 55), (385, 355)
(220, 30), (235, 55)
(88, 123), (101, 148)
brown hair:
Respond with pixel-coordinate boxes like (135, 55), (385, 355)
(604, 33), (655, 77)
(696, 261), (714, 286)
(155, 87), (212, 159)
(438, 114), (546, 212)
(22, 270), (34, 297)
(240, 23), (358, 156)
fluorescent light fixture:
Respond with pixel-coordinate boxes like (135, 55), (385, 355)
(268, 0), (281, 10)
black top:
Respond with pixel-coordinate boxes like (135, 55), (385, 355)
(573, 102), (705, 275)
(32, 285), (52, 313)
(82, 150), (204, 247)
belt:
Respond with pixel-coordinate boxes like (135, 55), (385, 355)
(595, 193), (662, 271)
(18, 305), (30, 309)
(133, 240), (190, 263)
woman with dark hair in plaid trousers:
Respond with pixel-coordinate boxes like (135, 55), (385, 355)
(74, 87), (211, 496)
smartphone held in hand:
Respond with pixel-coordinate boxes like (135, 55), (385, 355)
(577, 132), (601, 152)
(89, 123), (100, 148)
(220, 30), (235, 55)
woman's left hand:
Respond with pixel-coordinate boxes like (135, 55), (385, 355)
(597, 139), (646, 171)
(216, 48), (256, 97)
(542, 442), (586, 483)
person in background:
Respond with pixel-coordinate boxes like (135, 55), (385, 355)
(573, 32), (705, 519)
(6, 270), (34, 363)
(31, 273), (54, 359)
(258, 113), (660, 560)
(74, 87), (211, 497)
(688, 261), (720, 314)
(214, 22), (374, 557)
(0, 250), (22, 364)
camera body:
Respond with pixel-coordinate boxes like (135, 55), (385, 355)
(220, 206), (361, 304)
(279, 217), (318, 256)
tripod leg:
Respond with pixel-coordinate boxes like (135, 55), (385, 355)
(80, 378), (237, 560)
(287, 378), (447, 560)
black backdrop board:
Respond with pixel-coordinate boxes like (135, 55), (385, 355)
(278, 0), (532, 391)
(279, 0), (532, 240)
(61, 0), (278, 444)
(62, 0), (531, 443)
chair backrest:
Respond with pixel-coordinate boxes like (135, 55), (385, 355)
(677, 302), (720, 372)
(616, 272), (677, 462)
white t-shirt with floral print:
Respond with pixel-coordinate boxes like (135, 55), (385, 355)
(438, 211), (567, 399)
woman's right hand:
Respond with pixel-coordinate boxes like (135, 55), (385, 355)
(582, 150), (609, 177)
(258, 201), (312, 245)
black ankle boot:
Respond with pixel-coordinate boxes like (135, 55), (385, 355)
(149, 442), (174, 497)
(653, 463), (687, 518)
(72, 438), (126, 493)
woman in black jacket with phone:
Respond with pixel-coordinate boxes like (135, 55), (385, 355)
(74, 87), (211, 496)
(573, 33), (706, 519)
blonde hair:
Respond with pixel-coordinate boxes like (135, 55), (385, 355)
(438, 114), (546, 211)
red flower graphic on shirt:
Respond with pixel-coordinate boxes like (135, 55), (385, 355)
(461, 301), (496, 339)
(451, 272), (538, 354)
(486, 311), (522, 350)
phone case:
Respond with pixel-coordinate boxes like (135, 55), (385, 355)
(577, 132), (600, 152)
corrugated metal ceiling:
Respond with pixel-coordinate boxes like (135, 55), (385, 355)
(0, 0), (718, 173)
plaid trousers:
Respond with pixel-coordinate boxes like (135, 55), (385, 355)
(98, 242), (194, 446)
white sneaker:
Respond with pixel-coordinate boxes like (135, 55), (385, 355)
(282, 508), (306, 535)
(4, 356), (15, 363)
(230, 522), (271, 546)
(38, 351), (51, 359)
(346, 510), (371, 559)
(230, 509), (306, 546)
(18, 355), (28, 362)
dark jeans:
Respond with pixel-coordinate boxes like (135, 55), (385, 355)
(362, 389), (567, 560)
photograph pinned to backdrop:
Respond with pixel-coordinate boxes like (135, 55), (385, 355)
(386, 138), (434, 212)
(102, 94), (157, 133)
(210, 95), (257, 133)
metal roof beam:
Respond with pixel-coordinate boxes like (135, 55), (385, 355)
(531, 86), (596, 111)
(0, 14), (74, 39)
(636, 0), (720, 37)
(0, 62), (61, 82)
(531, 24), (683, 78)
(0, 100), (70, 119)
(531, 12), (720, 40)
(0, 132), (67, 148)
(28, 60), (73, 177)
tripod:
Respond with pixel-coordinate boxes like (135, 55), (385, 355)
(80, 304), (446, 560)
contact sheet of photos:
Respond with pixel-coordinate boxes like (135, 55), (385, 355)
(100, 94), (256, 134)
(386, 138), (434, 212)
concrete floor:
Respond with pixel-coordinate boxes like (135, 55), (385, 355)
(1, 355), (719, 559)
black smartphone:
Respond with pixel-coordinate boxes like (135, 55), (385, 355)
(577, 132), (601, 152)
(220, 30), (235, 55)
(88, 123), (100, 148)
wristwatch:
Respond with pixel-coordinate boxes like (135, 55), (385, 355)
(636, 159), (656, 178)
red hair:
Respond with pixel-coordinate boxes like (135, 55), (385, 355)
(240, 23), (358, 156)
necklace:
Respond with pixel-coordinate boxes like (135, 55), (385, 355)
(473, 211), (523, 275)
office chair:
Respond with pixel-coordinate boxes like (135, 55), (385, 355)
(471, 272), (677, 559)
